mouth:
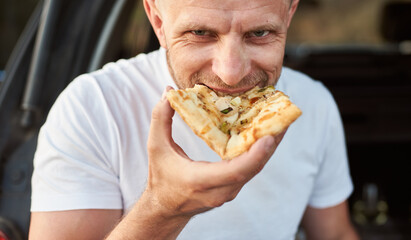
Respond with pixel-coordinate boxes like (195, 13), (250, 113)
(199, 83), (259, 96)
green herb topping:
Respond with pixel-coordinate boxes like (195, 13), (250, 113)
(220, 107), (233, 114)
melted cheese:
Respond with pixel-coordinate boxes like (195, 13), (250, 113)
(187, 84), (277, 136)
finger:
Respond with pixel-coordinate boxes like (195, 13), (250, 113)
(189, 183), (244, 209)
(273, 129), (287, 146)
(190, 134), (279, 189)
(148, 87), (175, 150)
(228, 129), (288, 181)
(226, 135), (277, 181)
(172, 142), (189, 158)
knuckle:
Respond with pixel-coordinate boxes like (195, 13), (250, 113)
(207, 197), (226, 208)
(185, 174), (208, 194)
(147, 141), (164, 157)
(250, 158), (268, 176)
(255, 162), (265, 174)
(147, 141), (157, 153)
(226, 193), (237, 203)
(228, 171), (247, 183)
(151, 104), (162, 121)
(206, 189), (240, 208)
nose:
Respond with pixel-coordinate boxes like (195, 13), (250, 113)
(212, 38), (251, 86)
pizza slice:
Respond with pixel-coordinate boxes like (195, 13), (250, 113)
(166, 84), (302, 160)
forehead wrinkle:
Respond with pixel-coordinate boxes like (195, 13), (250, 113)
(174, 5), (285, 34)
(173, 7), (233, 32)
(163, 0), (290, 16)
(181, 1), (281, 12)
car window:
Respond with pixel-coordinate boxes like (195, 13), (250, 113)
(287, 0), (410, 45)
(120, 0), (159, 59)
(0, 0), (40, 83)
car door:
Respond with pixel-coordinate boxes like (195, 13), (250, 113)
(0, 0), (142, 238)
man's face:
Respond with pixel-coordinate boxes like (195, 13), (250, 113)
(153, 0), (296, 93)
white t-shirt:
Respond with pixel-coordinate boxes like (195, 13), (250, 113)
(31, 48), (353, 239)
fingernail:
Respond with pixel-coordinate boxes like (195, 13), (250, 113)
(162, 86), (173, 101)
(162, 89), (168, 101)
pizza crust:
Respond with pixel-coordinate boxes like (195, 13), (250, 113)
(166, 85), (302, 160)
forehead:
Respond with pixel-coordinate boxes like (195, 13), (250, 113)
(182, 0), (283, 9)
(160, 0), (290, 29)
(161, 0), (288, 13)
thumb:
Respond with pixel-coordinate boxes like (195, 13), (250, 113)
(148, 87), (175, 148)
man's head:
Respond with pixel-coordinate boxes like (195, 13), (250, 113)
(144, 0), (299, 93)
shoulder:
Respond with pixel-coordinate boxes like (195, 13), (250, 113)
(61, 48), (171, 112)
(87, 48), (172, 94)
(45, 48), (171, 147)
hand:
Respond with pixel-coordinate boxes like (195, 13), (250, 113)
(145, 86), (286, 219)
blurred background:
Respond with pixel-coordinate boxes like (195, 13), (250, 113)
(1, 0), (411, 239)
(1, 0), (39, 78)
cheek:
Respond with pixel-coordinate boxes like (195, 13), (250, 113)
(169, 44), (213, 77)
(249, 44), (285, 82)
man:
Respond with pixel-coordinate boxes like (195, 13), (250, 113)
(29, 0), (359, 239)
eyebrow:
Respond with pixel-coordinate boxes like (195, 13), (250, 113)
(245, 23), (282, 33)
(177, 21), (220, 33)
(177, 21), (282, 34)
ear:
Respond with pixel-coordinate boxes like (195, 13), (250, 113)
(143, 0), (167, 48)
(286, 0), (300, 28)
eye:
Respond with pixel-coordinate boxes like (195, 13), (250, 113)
(185, 29), (216, 43)
(191, 30), (210, 36)
(249, 30), (270, 38)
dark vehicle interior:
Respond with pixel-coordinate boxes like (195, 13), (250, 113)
(0, 0), (410, 239)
